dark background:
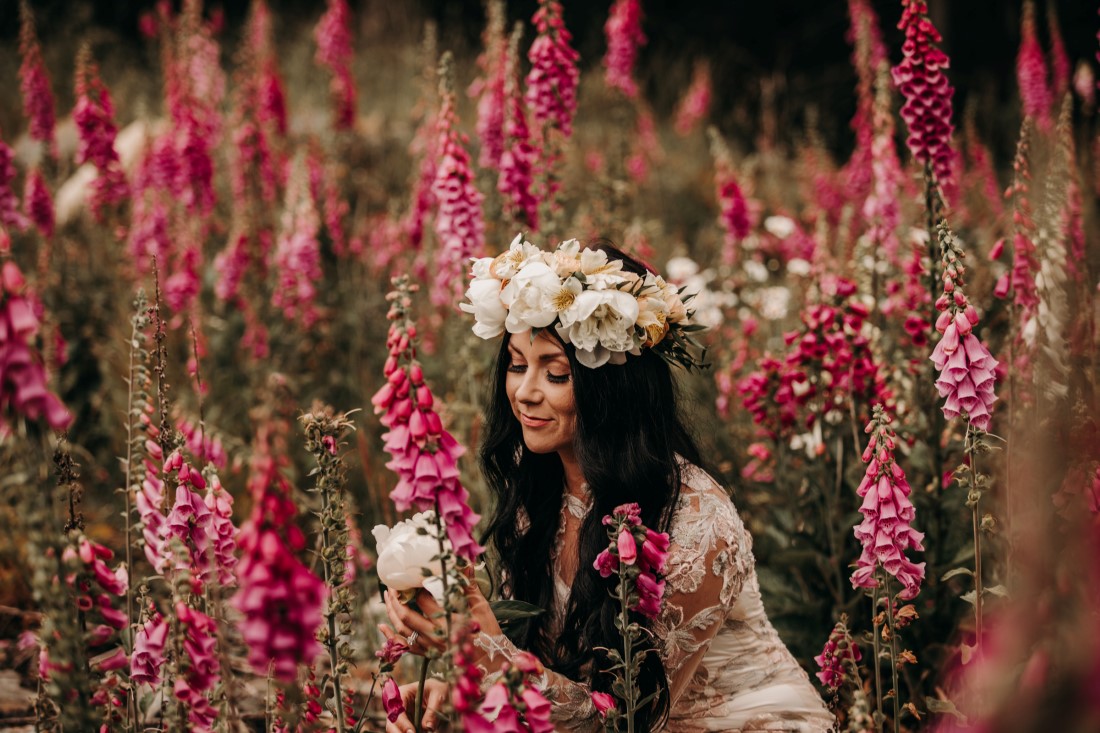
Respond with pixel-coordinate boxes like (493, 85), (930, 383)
(3, 0), (1098, 159)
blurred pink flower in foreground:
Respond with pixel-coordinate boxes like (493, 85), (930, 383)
(0, 259), (71, 434)
(314, 0), (357, 131)
(232, 426), (325, 682)
(851, 405), (926, 600)
(603, 0), (646, 98)
(931, 222), (998, 431)
(892, 0), (954, 188)
(372, 279), (483, 561)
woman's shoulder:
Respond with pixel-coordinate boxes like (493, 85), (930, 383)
(669, 461), (751, 554)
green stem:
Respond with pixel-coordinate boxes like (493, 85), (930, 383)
(884, 577), (901, 733)
(870, 584), (884, 733)
(352, 675), (379, 733)
(967, 425), (984, 652)
(413, 657), (430, 733)
(320, 484), (347, 733)
(619, 567), (635, 733)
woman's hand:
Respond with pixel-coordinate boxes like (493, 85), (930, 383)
(380, 588), (448, 654)
(384, 678), (448, 733)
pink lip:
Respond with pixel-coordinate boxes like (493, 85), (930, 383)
(520, 413), (552, 427)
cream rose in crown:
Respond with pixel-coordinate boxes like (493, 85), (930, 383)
(371, 511), (448, 602)
(461, 234), (707, 369)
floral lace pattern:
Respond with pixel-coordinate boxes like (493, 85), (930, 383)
(478, 464), (832, 732)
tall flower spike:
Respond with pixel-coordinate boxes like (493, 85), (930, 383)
(815, 616), (862, 691)
(525, 0), (580, 139)
(843, 0), (888, 206)
(603, 0), (646, 98)
(372, 277), (483, 561)
(471, 0), (508, 172)
(24, 168), (54, 239)
(0, 259), (72, 434)
(314, 0), (357, 131)
(673, 61), (712, 136)
(862, 63), (904, 265)
(1017, 1), (1052, 131)
(431, 53), (486, 309)
(19, 2), (56, 158)
(850, 404), (925, 600)
(271, 158), (323, 327)
(498, 22), (539, 231)
(930, 220), (999, 431)
(892, 0), (954, 189)
(0, 134), (30, 232)
(708, 128), (752, 266)
(74, 46), (130, 222)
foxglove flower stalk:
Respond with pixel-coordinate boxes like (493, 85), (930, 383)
(272, 163), (322, 327)
(1047, 3), (1070, 99)
(24, 168), (54, 239)
(851, 405), (925, 600)
(892, 0), (954, 188)
(19, 2), (56, 156)
(0, 136), (29, 232)
(995, 119), (1040, 358)
(471, 0), (507, 171)
(709, 129), (752, 266)
(0, 259), (72, 434)
(431, 54), (486, 309)
(314, 0), (357, 130)
(173, 601), (220, 732)
(130, 611), (168, 687)
(74, 48), (129, 221)
(177, 415), (227, 469)
(371, 277), (483, 561)
(862, 65), (904, 265)
(204, 471), (238, 588)
(603, 0), (646, 98)
(163, 449), (214, 586)
(232, 424), (325, 682)
(673, 61), (712, 136)
(931, 222), (999, 431)
(526, 0), (580, 138)
(135, 408), (169, 571)
(626, 106), (661, 184)
(843, 0), (887, 205)
(594, 503), (669, 729)
(499, 23), (539, 230)
(815, 616), (861, 691)
(1016, 1), (1052, 130)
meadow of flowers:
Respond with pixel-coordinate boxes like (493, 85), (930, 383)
(0, 0), (1098, 730)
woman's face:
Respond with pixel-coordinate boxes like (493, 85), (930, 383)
(504, 330), (577, 456)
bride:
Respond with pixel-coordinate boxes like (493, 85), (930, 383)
(381, 237), (831, 732)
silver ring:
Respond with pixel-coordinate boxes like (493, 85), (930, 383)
(405, 631), (419, 647)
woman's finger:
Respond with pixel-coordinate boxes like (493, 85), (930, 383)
(414, 590), (449, 648)
(421, 682), (448, 731)
(385, 709), (415, 733)
(385, 590), (446, 650)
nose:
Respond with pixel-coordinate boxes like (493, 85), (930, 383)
(514, 368), (542, 406)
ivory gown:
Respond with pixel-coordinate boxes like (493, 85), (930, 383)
(476, 462), (834, 732)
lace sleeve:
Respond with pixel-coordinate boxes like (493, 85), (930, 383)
(653, 477), (752, 706)
(473, 632), (602, 732)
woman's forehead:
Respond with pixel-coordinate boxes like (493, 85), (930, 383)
(508, 331), (567, 359)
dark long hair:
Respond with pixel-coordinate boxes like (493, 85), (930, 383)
(479, 244), (703, 731)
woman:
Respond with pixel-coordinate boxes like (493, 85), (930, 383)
(382, 237), (831, 732)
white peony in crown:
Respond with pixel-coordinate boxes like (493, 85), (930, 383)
(461, 235), (707, 369)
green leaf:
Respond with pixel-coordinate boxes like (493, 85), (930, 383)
(940, 567), (974, 581)
(490, 600), (546, 622)
(924, 696), (967, 722)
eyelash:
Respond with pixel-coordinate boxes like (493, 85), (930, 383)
(507, 363), (571, 384)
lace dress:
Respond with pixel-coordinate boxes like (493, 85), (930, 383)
(475, 463), (833, 732)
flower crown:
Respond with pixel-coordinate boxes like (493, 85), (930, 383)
(461, 235), (707, 369)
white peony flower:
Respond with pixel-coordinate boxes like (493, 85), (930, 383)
(461, 264), (507, 339)
(489, 234), (542, 279)
(372, 511), (448, 601)
(500, 261), (564, 332)
(557, 289), (639, 366)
